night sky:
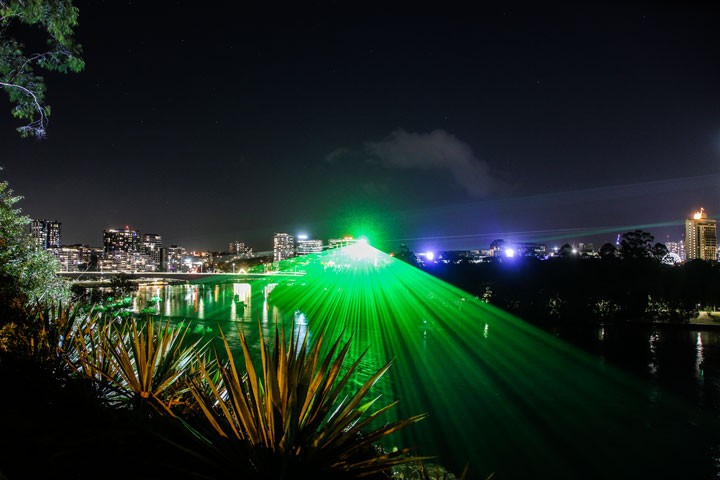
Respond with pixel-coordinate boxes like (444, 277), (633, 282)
(2, 3), (719, 252)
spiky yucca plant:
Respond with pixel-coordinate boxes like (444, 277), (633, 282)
(190, 323), (427, 478)
(62, 313), (120, 394)
(90, 319), (201, 414)
(0, 302), (80, 368)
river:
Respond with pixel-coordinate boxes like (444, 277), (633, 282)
(131, 278), (720, 479)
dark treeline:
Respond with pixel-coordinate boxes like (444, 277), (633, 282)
(417, 236), (720, 325)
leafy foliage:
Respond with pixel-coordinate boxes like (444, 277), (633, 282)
(0, 0), (84, 137)
(619, 230), (654, 260)
(190, 323), (427, 478)
(0, 301), (77, 368)
(0, 177), (69, 306)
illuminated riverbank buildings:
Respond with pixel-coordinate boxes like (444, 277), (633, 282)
(685, 208), (717, 261)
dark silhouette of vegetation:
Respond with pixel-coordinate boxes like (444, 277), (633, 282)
(619, 230), (654, 260)
(420, 230), (716, 325)
(558, 243), (574, 258)
(395, 244), (418, 266)
(599, 243), (618, 259)
(0, 306), (436, 479)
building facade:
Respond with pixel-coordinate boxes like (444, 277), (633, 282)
(167, 245), (186, 272)
(665, 240), (686, 262)
(228, 241), (244, 254)
(228, 241), (252, 256)
(296, 236), (323, 255)
(685, 208), (717, 261)
(273, 233), (295, 262)
(104, 227), (139, 255)
(31, 219), (61, 249)
(141, 233), (163, 269)
(49, 244), (89, 272)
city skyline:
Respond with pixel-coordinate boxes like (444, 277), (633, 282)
(2, 3), (719, 251)
(33, 208), (702, 259)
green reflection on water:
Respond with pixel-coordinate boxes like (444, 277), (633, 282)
(132, 245), (717, 479)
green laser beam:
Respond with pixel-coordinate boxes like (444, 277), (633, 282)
(138, 243), (716, 478)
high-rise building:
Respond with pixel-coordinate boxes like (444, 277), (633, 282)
(104, 227), (139, 255)
(141, 233), (163, 267)
(228, 241), (252, 256)
(49, 244), (89, 272)
(665, 240), (686, 262)
(273, 233), (295, 262)
(167, 245), (186, 272)
(31, 219), (61, 249)
(685, 208), (717, 261)
(296, 235), (323, 255)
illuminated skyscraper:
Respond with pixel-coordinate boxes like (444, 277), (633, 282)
(273, 233), (295, 262)
(104, 227), (139, 255)
(685, 208), (717, 261)
(31, 219), (61, 249)
(141, 233), (163, 267)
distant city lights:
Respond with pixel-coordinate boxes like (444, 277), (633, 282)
(504, 248), (515, 258)
(425, 251), (435, 261)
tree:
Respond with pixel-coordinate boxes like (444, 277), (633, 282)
(652, 242), (669, 262)
(0, 176), (68, 308)
(1, 0), (84, 138)
(599, 242), (618, 259)
(395, 244), (418, 266)
(558, 243), (574, 258)
(619, 230), (654, 260)
(489, 239), (506, 250)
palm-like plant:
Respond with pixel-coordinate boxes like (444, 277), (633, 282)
(190, 323), (427, 478)
(0, 301), (80, 368)
(94, 319), (201, 414)
(62, 313), (120, 396)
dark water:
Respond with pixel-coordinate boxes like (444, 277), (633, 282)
(133, 281), (720, 479)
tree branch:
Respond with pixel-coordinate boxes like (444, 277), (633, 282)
(0, 80), (47, 137)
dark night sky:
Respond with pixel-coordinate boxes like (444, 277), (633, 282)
(2, 3), (719, 252)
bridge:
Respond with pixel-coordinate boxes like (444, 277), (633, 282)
(58, 271), (305, 281)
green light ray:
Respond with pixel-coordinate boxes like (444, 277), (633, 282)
(136, 243), (716, 478)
